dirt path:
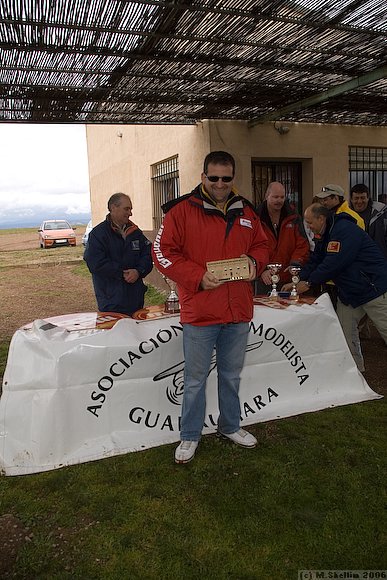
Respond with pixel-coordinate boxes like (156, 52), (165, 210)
(0, 227), (85, 251)
(0, 262), (97, 337)
(0, 228), (95, 337)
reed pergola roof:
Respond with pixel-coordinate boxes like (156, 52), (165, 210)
(1, 0), (386, 125)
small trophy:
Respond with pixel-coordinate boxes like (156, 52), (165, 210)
(267, 263), (282, 299)
(289, 266), (301, 300)
(163, 276), (180, 314)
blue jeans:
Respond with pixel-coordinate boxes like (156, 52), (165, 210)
(181, 322), (250, 441)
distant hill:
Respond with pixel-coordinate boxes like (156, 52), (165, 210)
(0, 213), (91, 230)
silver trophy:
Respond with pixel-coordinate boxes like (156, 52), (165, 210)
(267, 263), (282, 299)
(163, 276), (180, 314)
(289, 266), (301, 300)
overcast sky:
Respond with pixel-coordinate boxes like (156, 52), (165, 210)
(0, 124), (91, 228)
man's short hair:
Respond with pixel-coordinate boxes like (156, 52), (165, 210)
(108, 192), (130, 211)
(350, 183), (369, 197)
(309, 203), (330, 219)
(265, 181), (285, 197)
(203, 151), (235, 175)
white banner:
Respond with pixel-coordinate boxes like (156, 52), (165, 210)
(0, 294), (381, 476)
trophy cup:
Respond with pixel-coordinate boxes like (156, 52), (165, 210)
(163, 276), (180, 314)
(267, 263), (282, 299)
(289, 266), (301, 300)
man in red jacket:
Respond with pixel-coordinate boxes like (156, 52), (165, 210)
(255, 182), (310, 295)
(152, 151), (269, 464)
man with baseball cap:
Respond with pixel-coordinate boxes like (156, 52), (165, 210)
(314, 184), (365, 306)
(315, 184), (365, 229)
(314, 184), (366, 369)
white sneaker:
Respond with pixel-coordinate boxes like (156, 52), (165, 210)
(175, 440), (199, 464)
(218, 428), (257, 448)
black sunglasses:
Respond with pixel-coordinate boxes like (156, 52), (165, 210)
(205, 174), (233, 183)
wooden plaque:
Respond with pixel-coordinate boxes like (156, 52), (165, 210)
(206, 257), (250, 281)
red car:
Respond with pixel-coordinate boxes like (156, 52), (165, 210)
(38, 220), (76, 249)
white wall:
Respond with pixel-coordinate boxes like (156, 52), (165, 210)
(86, 123), (210, 229)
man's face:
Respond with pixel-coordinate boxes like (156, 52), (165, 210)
(201, 162), (234, 206)
(351, 192), (369, 213)
(304, 209), (325, 235)
(320, 194), (340, 210)
(266, 188), (285, 212)
(110, 195), (133, 226)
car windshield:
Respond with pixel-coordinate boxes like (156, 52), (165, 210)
(44, 221), (71, 230)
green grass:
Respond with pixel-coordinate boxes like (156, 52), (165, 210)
(145, 283), (166, 305)
(0, 402), (385, 578)
(71, 259), (90, 277)
(0, 342), (9, 382)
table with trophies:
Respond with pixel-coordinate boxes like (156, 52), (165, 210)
(167, 258), (301, 304)
(263, 262), (301, 300)
(0, 259), (379, 476)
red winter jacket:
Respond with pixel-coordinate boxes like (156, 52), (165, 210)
(256, 200), (310, 284)
(152, 185), (269, 325)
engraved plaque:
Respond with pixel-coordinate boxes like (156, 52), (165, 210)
(206, 257), (250, 281)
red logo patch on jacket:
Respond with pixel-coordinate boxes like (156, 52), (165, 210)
(327, 241), (341, 253)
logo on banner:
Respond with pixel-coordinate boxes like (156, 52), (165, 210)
(87, 320), (309, 419)
(153, 341), (263, 405)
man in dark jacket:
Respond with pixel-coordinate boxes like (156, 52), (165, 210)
(84, 193), (152, 315)
(284, 203), (387, 370)
(349, 183), (387, 344)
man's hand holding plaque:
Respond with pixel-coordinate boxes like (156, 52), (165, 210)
(200, 270), (223, 290)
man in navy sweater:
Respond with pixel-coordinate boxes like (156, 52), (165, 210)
(84, 193), (152, 315)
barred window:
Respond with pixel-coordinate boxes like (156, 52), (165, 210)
(349, 146), (387, 200)
(151, 156), (180, 231)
